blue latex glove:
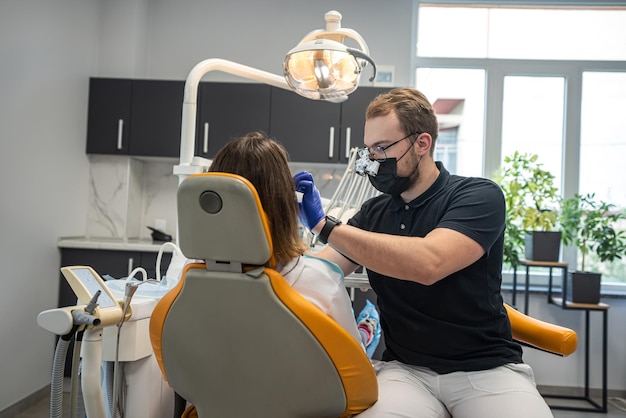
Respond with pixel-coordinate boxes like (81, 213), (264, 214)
(293, 171), (325, 232)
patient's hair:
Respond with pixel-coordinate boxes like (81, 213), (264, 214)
(209, 132), (307, 266)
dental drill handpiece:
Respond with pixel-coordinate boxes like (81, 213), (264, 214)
(120, 282), (139, 325)
(85, 290), (101, 314)
(71, 291), (102, 327)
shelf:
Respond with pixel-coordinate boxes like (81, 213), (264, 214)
(58, 236), (175, 253)
(549, 297), (609, 311)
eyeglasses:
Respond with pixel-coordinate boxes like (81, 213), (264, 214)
(364, 131), (420, 162)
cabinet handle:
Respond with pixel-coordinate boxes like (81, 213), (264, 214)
(328, 126), (335, 159)
(203, 122), (209, 154)
(127, 257), (134, 277)
(117, 119), (124, 150)
(345, 127), (351, 159)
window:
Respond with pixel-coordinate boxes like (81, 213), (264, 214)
(415, 68), (485, 177)
(417, 6), (626, 61)
(501, 75), (564, 190)
(436, 127), (459, 174)
(580, 72), (626, 208)
(579, 71), (626, 283)
(415, 3), (626, 287)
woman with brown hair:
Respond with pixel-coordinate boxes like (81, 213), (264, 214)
(208, 131), (364, 348)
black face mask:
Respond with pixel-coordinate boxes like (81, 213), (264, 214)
(368, 158), (411, 196)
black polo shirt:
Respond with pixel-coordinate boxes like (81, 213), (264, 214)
(348, 162), (523, 373)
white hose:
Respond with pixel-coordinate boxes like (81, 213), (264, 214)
(156, 242), (183, 282)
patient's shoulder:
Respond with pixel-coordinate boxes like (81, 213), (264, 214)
(300, 254), (344, 283)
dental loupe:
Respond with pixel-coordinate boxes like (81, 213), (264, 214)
(355, 148), (380, 176)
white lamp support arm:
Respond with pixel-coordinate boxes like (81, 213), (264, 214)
(171, 10), (373, 261)
(175, 58), (291, 176)
(175, 11), (373, 179)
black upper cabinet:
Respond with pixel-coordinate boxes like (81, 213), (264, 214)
(269, 86), (389, 163)
(339, 87), (390, 160)
(86, 78), (132, 154)
(85, 78), (388, 162)
(86, 78), (184, 157)
(129, 80), (184, 157)
(269, 88), (341, 163)
(195, 82), (271, 158)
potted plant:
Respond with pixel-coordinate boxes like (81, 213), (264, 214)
(495, 151), (562, 267)
(559, 193), (626, 304)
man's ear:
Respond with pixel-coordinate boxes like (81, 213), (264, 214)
(415, 133), (432, 155)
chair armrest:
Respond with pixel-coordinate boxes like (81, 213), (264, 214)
(504, 303), (577, 356)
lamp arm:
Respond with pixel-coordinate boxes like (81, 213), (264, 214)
(178, 58), (291, 169)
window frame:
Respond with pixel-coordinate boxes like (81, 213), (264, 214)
(411, 1), (626, 293)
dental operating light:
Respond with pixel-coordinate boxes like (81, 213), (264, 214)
(176, 10), (375, 178)
(284, 11), (376, 100)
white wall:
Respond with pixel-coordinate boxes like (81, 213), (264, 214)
(0, 0), (99, 411)
(1, 0), (623, 413)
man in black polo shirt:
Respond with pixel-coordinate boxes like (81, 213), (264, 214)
(295, 88), (553, 417)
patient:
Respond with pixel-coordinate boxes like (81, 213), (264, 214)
(208, 131), (366, 349)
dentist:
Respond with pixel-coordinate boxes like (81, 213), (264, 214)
(294, 88), (553, 418)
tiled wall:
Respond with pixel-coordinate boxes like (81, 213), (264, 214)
(85, 156), (349, 240)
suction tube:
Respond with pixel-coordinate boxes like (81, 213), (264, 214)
(49, 333), (74, 418)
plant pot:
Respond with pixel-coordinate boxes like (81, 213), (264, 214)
(524, 231), (562, 261)
(570, 271), (601, 304)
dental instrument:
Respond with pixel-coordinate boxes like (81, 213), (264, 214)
(305, 147), (381, 249)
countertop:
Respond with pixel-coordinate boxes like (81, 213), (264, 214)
(58, 236), (176, 252)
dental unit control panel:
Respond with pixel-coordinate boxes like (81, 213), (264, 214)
(62, 266), (124, 326)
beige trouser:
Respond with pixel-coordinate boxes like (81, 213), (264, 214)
(355, 361), (553, 418)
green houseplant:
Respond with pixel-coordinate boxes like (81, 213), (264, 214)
(495, 152), (562, 267)
(559, 193), (626, 303)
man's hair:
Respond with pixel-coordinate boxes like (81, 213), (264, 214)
(209, 131), (307, 265)
(366, 87), (439, 155)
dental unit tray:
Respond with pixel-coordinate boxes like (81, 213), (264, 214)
(61, 265), (124, 327)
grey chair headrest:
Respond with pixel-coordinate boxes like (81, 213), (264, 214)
(177, 173), (273, 267)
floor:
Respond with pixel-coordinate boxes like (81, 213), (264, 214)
(13, 388), (626, 418)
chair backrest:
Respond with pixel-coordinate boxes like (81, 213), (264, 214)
(150, 173), (377, 418)
(504, 303), (577, 356)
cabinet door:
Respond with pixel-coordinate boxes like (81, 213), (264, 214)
(86, 78), (132, 154)
(196, 82), (271, 158)
(338, 87), (390, 163)
(269, 87), (341, 163)
(129, 80), (185, 157)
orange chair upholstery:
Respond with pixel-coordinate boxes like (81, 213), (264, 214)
(149, 173), (377, 418)
(504, 303), (577, 356)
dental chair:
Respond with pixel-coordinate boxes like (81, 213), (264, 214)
(149, 172), (377, 418)
(149, 172), (576, 417)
